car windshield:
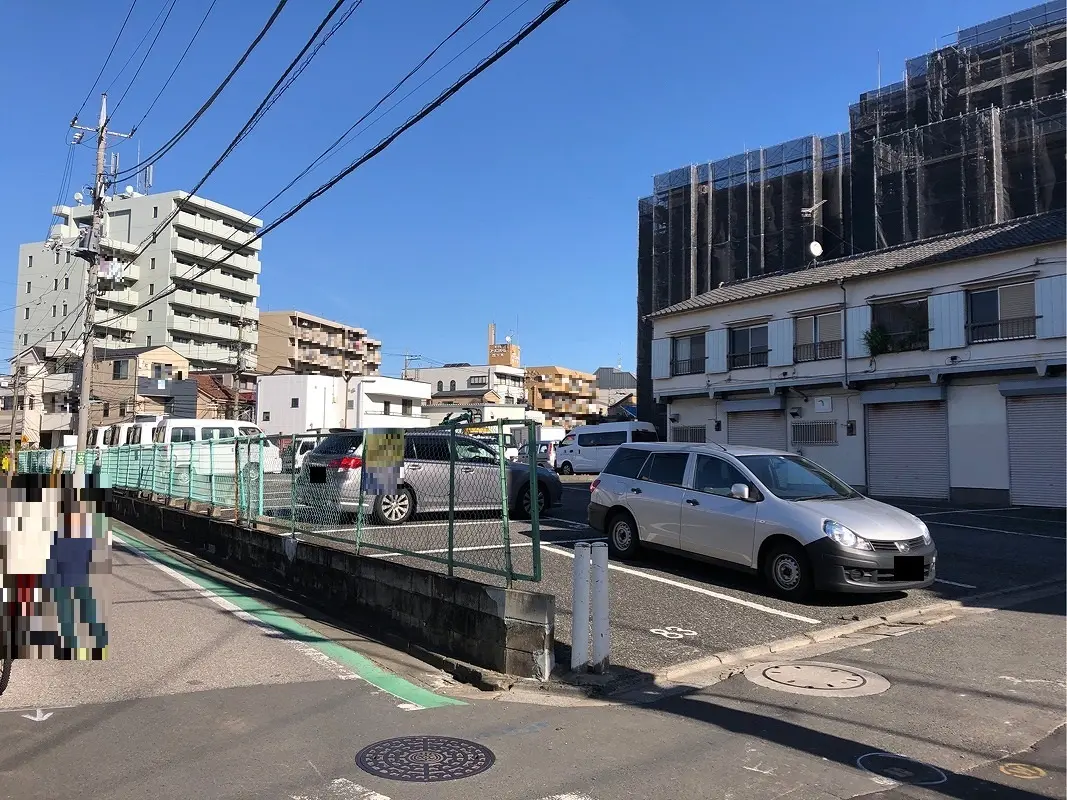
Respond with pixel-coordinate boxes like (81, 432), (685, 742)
(737, 454), (859, 501)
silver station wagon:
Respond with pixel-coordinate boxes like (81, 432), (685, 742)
(588, 442), (936, 600)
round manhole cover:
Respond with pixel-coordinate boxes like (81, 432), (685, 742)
(744, 661), (890, 697)
(857, 752), (947, 786)
(355, 736), (495, 783)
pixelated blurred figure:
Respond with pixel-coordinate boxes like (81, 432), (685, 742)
(0, 472), (112, 661)
(361, 429), (405, 496)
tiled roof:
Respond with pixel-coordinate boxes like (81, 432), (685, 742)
(650, 210), (1066, 319)
(194, 374), (233, 401)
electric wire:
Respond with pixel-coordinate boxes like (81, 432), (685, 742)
(130, 0), (220, 135)
(102, 0), (175, 99)
(112, 0), (291, 180)
(73, 0), (139, 122)
(97, 0), (572, 327)
(109, 0), (183, 122)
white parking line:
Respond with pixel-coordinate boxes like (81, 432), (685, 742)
(312, 520), (492, 535)
(367, 537), (606, 560)
(920, 507), (1020, 517)
(540, 543), (821, 624)
(926, 521), (1065, 541)
(934, 578), (978, 589)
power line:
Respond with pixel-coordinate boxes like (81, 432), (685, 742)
(108, 0), (182, 122)
(102, 0), (174, 98)
(73, 0), (140, 121)
(115, 0), (290, 173)
(98, 0), (573, 327)
(130, 0), (220, 134)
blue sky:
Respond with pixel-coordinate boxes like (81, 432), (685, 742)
(0, 0), (1028, 376)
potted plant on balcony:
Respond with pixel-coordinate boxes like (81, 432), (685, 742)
(862, 326), (892, 357)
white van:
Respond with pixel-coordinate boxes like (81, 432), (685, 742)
(151, 419), (282, 485)
(107, 422), (136, 447)
(554, 421), (659, 475)
(88, 426), (110, 449)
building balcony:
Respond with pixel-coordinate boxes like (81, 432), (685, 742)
(183, 266), (261, 299)
(171, 235), (261, 275)
(728, 349), (770, 370)
(671, 358), (706, 377)
(794, 340), (843, 362)
(94, 309), (137, 332)
(967, 316), (1038, 345)
(168, 314), (242, 342)
(174, 211), (261, 252)
(97, 287), (139, 308)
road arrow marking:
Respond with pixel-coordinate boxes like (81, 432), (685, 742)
(21, 709), (52, 723)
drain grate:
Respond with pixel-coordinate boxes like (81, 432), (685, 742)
(355, 736), (495, 783)
(744, 661), (890, 698)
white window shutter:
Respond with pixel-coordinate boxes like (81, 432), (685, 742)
(927, 291), (965, 350)
(767, 319), (794, 367)
(846, 305), (871, 358)
(1037, 275), (1066, 339)
(652, 338), (672, 379)
(706, 329), (727, 374)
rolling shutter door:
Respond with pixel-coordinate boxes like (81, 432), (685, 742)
(727, 410), (787, 450)
(1007, 395), (1066, 508)
(866, 401), (949, 500)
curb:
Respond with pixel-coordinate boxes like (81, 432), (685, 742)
(659, 577), (1065, 684)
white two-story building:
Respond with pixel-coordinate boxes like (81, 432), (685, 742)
(650, 211), (1066, 508)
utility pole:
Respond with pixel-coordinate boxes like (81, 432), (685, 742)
(71, 94), (131, 473)
(6, 360), (21, 476)
(233, 310), (250, 419)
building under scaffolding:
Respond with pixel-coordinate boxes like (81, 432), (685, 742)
(636, 1), (1066, 432)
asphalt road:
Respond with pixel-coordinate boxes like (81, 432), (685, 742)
(3, 522), (1062, 800)
(258, 471), (1066, 681)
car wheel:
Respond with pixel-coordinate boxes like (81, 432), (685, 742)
(559, 461), (574, 476)
(607, 511), (639, 560)
(763, 540), (814, 601)
(515, 482), (546, 519)
(373, 487), (414, 526)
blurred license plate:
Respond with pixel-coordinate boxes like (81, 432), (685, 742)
(894, 555), (924, 581)
(309, 467), (327, 483)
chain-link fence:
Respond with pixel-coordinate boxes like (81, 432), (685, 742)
(19, 419), (544, 586)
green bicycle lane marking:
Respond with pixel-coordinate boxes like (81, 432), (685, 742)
(111, 524), (465, 710)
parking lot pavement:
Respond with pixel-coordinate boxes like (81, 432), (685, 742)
(257, 473), (1065, 681)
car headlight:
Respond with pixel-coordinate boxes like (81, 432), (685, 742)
(916, 519), (932, 546)
(823, 519), (873, 551)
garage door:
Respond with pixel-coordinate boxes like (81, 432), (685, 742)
(1007, 394), (1067, 508)
(866, 401), (950, 500)
(727, 410), (787, 450)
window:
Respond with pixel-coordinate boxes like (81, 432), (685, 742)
(603, 447), (650, 479)
(62, 302), (67, 315)
(794, 312), (843, 361)
(454, 438), (496, 463)
(728, 325), (769, 369)
(402, 399), (412, 415)
(53, 278), (58, 291)
(692, 456), (749, 497)
(671, 425), (706, 443)
(118, 401), (128, 416)
(150, 257), (156, 270)
(51, 305), (56, 318)
(64, 277), (69, 289)
(449, 380), (456, 391)
(792, 420), (837, 446)
(869, 298), (929, 354)
(59, 330), (64, 341)
(26, 281), (31, 293)
(147, 310), (153, 321)
(26, 255), (32, 268)
(112, 360), (129, 380)
(103, 402), (110, 418)
(149, 283), (154, 294)
(23, 308), (28, 320)
(153, 206), (158, 219)
(66, 252), (71, 264)
(202, 427), (235, 440)
(382, 401), (391, 416)
(152, 363), (173, 380)
(262, 411), (271, 422)
(577, 430), (627, 447)
(967, 282), (1036, 343)
(291, 397), (299, 408)
(436, 381), (443, 392)
(50, 331), (56, 342)
(559, 433), (576, 448)
(672, 333), (706, 376)
(146, 336), (152, 346)
(631, 428), (659, 443)
(468, 375), (488, 387)
(171, 427), (196, 443)
(738, 453), (856, 501)
(637, 452), (689, 487)
(54, 251), (59, 265)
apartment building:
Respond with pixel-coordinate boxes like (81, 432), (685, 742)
(255, 374), (431, 434)
(526, 366), (605, 429)
(415, 363), (528, 406)
(650, 211), (1066, 507)
(89, 345), (197, 429)
(0, 346), (81, 448)
(257, 310), (381, 377)
(14, 189), (263, 372)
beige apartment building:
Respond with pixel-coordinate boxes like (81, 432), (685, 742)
(525, 366), (605, 429)
(89, 345), (197, 428)
(257, 311), (382, 377)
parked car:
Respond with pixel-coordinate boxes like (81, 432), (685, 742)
(298, 429), (563, 525)
(518, 440), (558, 470)
(148, 419), (283, 486)
(282, 435), (319, 473)
(588, 442), (936, 600)
(555, 420), (658, 475)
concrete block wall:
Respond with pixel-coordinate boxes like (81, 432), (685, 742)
(110, 494), (555, 680)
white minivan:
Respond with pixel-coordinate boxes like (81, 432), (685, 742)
(151, 419), (283, 486)
(555, 421), (659, 475)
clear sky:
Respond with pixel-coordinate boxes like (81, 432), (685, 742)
(0, 0), (1029, 376)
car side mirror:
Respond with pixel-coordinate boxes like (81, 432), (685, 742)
(730, 483), (752, 502)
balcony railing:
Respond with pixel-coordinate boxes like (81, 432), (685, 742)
(671, 358), (706, 376)
(728, 349), (769, 370)
(967, 316), (1038, 344)
(794, 340), (843, 362)
(866, 327), (929, 355)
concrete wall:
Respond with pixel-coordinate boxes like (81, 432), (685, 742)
(255, 374), (342, 434)
(111, 494), (555, 680)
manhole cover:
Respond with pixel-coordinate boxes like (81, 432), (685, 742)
(744, 661), (890, 697)
(857, 752), (947, 786)
(355, 736), (495, 782)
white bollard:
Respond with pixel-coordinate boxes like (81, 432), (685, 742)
(590, 541), (610, 674)
(571, 542), (592, 672)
